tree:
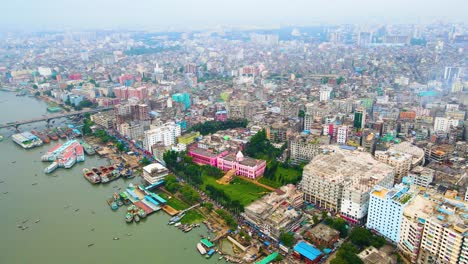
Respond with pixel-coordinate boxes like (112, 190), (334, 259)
(333, 243), (363, 264)
(371, 235), (386, 249)
(349, 227), (372, 248)
(34, 91), (40, 96)
(312, 214), (319, 225)
(79, 100), (93, 108)
(279, 231), (294, 247)
(140, 157), (151, 166)
(32, 84), (38, 89)
(330, 257), (349, 264)
(321, 211), (328, 219)
(202, 202), (214, 212)
(332, 218), (348, 238)
(82, 118), (94, 136)
(337, 76), (345, 85)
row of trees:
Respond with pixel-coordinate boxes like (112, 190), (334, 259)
(179, 185), (201, 204)
(205, 184), (244, 214)
(93, 129), (129, 152)
(188, 119), (248, 136)
(163, 151), (204, 186)
(164, 173), (200, 204)
(215, 209), (237, 229)
(165, 175), (181, 193)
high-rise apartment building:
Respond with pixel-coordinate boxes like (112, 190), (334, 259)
(300, 146), (394, 224)
(367, 184), (416, 243)
(434, 117), (459, 132)
(354, 107), (366, 129)
(375, 150), (412, 183)
(144, 122), (181, 151)
(336, 125), (349, 145)
(397, 190), (468, 264)
(289, 134), (323, 165)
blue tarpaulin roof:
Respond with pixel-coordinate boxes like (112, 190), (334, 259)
(145, 180), (165, 190)
(293, 241), (322, 261)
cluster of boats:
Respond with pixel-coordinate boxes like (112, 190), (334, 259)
(125, 204), (147, 223)
(168, 213), (185, 225)
(83, 165), (135, 184)
(196, 239), (217, 259)
(174, 222), (200, 233)
(107, 192), (131, 210)
(42, 140), (85, 173)
(32, 127), (80, 144)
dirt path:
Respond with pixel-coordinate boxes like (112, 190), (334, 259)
(239, 176), (276, 191)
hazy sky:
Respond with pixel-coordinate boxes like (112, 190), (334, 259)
(2, 0), (467, 30)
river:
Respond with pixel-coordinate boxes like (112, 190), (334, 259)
(0, 91), (225, 264)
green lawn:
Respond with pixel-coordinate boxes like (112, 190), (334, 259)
(258, 177), (282, 188)
(201, 174), (269, 206)
(180, 210), (205, 224)
(158, 192), (189, 210)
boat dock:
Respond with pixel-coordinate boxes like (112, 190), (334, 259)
(161, 205), (179, 216)
(109, 183), (176, 223)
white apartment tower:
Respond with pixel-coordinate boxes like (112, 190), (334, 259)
(144, 122), (181, 151)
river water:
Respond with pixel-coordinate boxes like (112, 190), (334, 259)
(0, 91), (224, 264)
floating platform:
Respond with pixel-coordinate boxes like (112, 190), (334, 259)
(162, 205), (179, 216)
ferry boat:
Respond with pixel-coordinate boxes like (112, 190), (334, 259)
(138, 208), (147, 218)
(125, 212), (133, 223)
(197, 243), (207, 255)
(83, 168), (101, 184)
(44, 162), (59, 174)
(63, 154), (76, 169)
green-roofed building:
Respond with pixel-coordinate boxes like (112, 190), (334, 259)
(255, 252), (278, 264)
(200, 238), (214, 248)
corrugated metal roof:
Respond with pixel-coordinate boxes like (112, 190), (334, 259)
(255, 252), (278, 264)
(293, 241), (322, 261)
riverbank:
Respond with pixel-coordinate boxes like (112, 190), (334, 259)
(0, 92), (227, 264)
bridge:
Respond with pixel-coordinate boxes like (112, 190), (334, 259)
(0, 107), (113, 129)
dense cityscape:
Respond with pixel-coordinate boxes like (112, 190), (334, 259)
(0, 3), (467, 264)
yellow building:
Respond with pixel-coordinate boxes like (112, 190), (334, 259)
(177, 132), (200, 145)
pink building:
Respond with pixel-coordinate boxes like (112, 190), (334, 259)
(188, 148), (226, 167)
(128, 86), (148, 101)
(114, 87), (128, 100)
(217, 151), (266, 179)
(188, 148), (266, 179)
(68, 73), (82, 80)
